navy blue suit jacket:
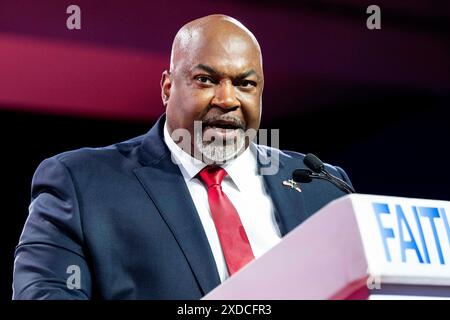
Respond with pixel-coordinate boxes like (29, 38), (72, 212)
(13, 116), (352, 299)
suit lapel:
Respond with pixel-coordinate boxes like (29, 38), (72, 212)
(135, 117), (220, 295)
(254, 145), (308, 236)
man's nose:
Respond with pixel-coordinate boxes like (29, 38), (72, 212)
(211, 80), (240, 110)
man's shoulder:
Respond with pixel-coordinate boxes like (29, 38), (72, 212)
(253, 143), (305, 164)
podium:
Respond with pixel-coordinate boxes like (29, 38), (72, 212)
(204, 194), (450, 300)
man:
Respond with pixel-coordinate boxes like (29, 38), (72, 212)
(13, 14), (352, 299)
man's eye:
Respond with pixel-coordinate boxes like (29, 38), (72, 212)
(196, 76), (213, 84)
(241, 80), (257, 87)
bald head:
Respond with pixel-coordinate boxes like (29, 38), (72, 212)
(170, 14), (262, 73)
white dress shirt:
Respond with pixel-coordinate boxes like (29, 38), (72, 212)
(163, 121), (281, 282)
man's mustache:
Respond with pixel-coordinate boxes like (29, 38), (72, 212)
(201, 114), (246, 130)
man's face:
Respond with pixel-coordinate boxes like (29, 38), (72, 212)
(163, 31), (264, 163)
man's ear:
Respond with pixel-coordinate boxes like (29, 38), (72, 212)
(160, 70), (171, 107)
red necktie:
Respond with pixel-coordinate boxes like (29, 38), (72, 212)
(198, 165), (255, 275)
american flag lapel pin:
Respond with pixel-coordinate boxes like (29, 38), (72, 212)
(282, 179), (302, 193)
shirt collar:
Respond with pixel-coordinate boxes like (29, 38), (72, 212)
(163, 121), (206, 181)
(163, 120), (257, 191)
(221, 144), (257, 192)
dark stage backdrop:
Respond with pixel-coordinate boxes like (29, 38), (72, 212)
(1, 0), (449, 300)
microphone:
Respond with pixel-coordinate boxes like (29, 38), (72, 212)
(303, 153), (324, 173)
(292, 169), (313, 183)
(292, 154), (355, 194)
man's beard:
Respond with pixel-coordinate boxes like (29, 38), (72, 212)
(194, 126), (246, 164)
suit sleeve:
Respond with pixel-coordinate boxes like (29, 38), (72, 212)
(13, 157), (92, 299)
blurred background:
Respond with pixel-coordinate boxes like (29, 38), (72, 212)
(0, 0), (449, 300)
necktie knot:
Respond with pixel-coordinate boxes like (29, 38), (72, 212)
(198, 166), (227, 188)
